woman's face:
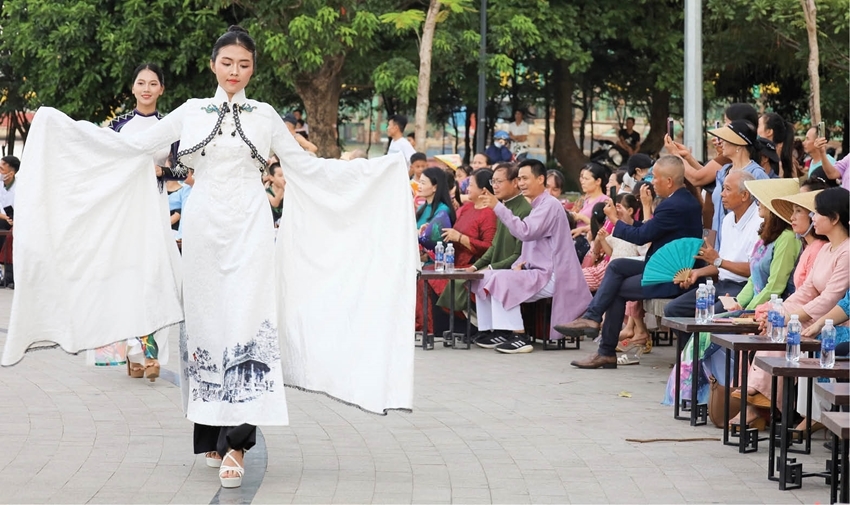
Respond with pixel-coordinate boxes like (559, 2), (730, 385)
(812, 209), (836, 237)
(607, 173), (619, 191)
(210, 44), (254, 98)
(132, 69), (163, 109)
(418, 175), (436, 199)
(579, 169), (601, 194)
(467, 176), (482, 201)
(546, 175), (562, 197)
(790, 204), (812, 235)
(757, 201), (769, 219)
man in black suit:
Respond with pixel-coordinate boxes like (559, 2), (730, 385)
(555, 155), (703, 369)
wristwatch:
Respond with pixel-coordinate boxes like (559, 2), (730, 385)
(713, 257), (723, 268)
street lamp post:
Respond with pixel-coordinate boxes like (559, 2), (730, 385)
(684, 0), (703, 161)
(475, 0), (487, 156)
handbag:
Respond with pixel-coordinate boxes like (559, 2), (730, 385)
(707, 374), (740, 429)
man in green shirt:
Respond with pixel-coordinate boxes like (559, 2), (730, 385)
(436, 162), (532, 314)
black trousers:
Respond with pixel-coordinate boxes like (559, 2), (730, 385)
(584, 258), (648, 357)
(193, 423), (256, 456)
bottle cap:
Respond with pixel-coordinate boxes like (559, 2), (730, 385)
(707, 279), (713, 285)
(790, 314), (799, 320)
(770, 294), (778, 300)
(698, 283), (705, 288)
(826, 319), (834, 325)
(437, 241), (443, 246)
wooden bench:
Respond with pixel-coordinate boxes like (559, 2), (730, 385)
(521, 298), (580, 350)
(644, 298), (675, 346)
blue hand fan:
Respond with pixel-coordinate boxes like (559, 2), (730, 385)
(640, 237), (704, 286)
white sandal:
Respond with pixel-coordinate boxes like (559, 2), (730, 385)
(219, 449), (244, 488)
(205, 451), (222, 468)
(617, 352), (641, 366)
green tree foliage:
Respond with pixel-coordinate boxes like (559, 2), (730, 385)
(1, 0), (227, 121)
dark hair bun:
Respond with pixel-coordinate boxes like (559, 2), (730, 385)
(228, 25), (249, 35)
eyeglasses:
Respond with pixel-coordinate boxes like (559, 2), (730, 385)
(490, 179), (507, 186)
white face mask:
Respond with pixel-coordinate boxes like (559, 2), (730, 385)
(496, 139), (506, 147)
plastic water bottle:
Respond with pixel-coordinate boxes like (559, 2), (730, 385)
(444, 243), (455, 272)
(821, 319), (837, 369)
(786, 314), (801, 362)
(766, 294), (778, 339)
(695, 284), (707, 323)
(771, 299), (786, 343)
(434, 241), (445, 271)
(705, 279), (716, 321)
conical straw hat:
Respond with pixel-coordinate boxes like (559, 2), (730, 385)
(743, 178), (800, 224)
(771, 190), (823, 225)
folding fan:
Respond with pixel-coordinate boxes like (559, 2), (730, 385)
(640, 237), (705, 286)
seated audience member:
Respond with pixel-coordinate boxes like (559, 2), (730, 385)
(570, 162), (611, 238)
(465, 162), (532, 274)
(802, 289), (850, 351)
(425, 169), (498, 336)
(456, 165), (472, 195)
(0, 156), (19, 234)
(168, 176), (192, 232)
(546, 169), (565, 198)
(664, 171), (762, 318)
(555, 155), (703, 369)
(728, 178), (801, 311)
(444, 168), (463, 211)
(626, 154), (653, 186)
(484, 131), (513, 164)
(608, 169), (627, 195)
(471, 153), (490, 172)
(266, 162), (285, 226)
(740, 188), (850, 430)
(472, 159), (591, 354)
(583, 195), (645, 293)
(416, 167), (456, 262)
(407, 132), (417, 150)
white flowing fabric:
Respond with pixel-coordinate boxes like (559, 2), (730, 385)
(1, 88), (418, 424)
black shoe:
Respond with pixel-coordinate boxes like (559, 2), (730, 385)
(495, 334), (534, 354)
(474, 331), (511, 349)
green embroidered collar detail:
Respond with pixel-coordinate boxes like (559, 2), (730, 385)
(201, 103), (256, 114)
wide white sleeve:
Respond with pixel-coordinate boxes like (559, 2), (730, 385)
(1, 107), (184, 366)
(272, 114), (420, 414)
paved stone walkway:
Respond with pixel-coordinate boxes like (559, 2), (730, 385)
(0, 288), (836, 503)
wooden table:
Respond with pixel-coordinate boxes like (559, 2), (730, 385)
(419, 269), (483, 350)
(815, 382), (850, 407)
(661, 317), (761, 426)
(753, 357), (850, 491)
(822, 411), (850, 504)
(710, 334), (821, 453)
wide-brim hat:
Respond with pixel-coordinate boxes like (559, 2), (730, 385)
(708, 119), (756, 146)
(771, 190), (823, 225)
(744, 178), (800, 224)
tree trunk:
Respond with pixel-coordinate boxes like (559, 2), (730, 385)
(293, 55), (346, 159)
(552, 59), (587, 183)
(641, 88), (670, 156)
(464, 106), (472, 164)
(800, 0), (821, 124)
(414, 0), (441, 152)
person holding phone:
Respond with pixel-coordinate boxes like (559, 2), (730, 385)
(803, 125), (838, 185)
(0, 156), (19, 232)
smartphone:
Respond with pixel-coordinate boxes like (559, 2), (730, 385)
(609, 186), (617, 201)
(667, 117), (674, 138)
(714, 120), (720, 130)
(817, 121), (825, 139)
